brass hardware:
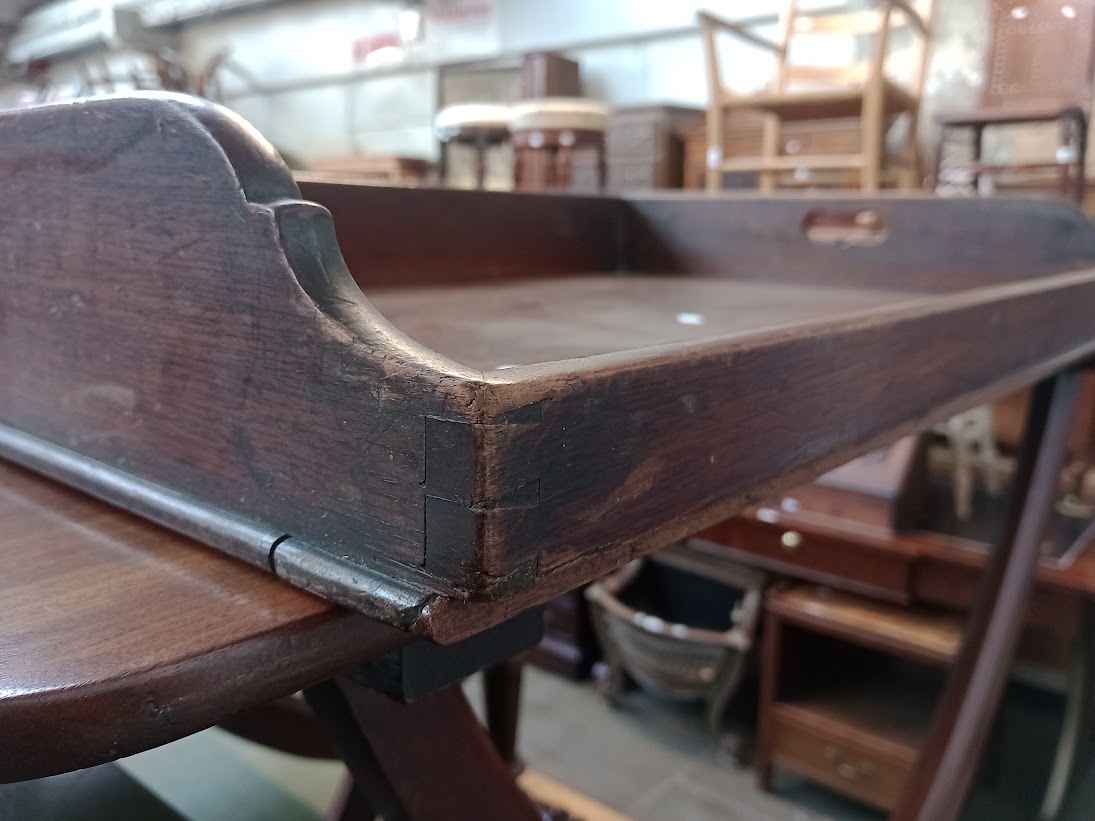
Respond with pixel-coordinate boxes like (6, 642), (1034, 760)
(780, 530), (802, 551)
(824, 744), (876, 780)
(837, 762), (862, 780)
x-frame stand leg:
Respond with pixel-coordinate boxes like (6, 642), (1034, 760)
(896, 369), (1085, 820)
(304, 607), (543, 821)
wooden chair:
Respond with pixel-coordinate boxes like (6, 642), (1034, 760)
(933, 0), (1095, 204)
(699, 2), (934, 192)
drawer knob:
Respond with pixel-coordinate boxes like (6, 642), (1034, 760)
(780, 530), (803, 551)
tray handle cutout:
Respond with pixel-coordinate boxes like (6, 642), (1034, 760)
(803, 209), (889, 246)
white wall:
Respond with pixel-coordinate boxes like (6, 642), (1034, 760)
(174, 0), (786, 163)
(8, 0), (976, 167)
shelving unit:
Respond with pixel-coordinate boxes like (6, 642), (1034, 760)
(757, 585), (962, 812)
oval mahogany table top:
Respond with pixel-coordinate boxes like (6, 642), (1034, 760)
(0, 459), (407, 783)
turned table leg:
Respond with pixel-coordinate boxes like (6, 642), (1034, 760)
(895, 370), (1083, 821)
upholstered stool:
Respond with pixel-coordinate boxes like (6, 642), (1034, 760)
(508, 98), (609, 192)
(435, 103), (512, 189)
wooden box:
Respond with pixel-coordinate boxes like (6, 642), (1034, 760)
(605, 105), (704, 190)
(520, 51), (581, 98)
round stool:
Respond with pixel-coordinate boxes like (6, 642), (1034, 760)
(508, 98), (609, 192)
(434, 103), (512, 189)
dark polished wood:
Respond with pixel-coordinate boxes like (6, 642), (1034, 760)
(896, 371), (1084, 821)
(0, 458), (406, 783)
(484, 656), (526, 769)
(2, 93), (1095, 819)
(305, 679), (541, 821)
(3, 98), (1093, 642)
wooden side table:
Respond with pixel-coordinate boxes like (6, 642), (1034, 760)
(756, 585), (962, 813)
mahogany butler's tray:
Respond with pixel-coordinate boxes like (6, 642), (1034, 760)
(1, 94), (1093, 642)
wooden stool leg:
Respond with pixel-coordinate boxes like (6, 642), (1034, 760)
(894, 371), (1083, 821)
(474, 133), (488, 190)
(484, 657), (525, 771)
(304, 678), (540, 821)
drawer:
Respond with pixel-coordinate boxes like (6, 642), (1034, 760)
(728, 518), (912, 600)
(769, 705), (913, 812)
(606, 121), (662, 160)
(607, 161), (660, 191)
(781, 119), (862, 157)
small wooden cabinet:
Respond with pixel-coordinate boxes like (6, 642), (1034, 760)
(758, 586), (960, 812)
(605, 105), (704, 191)
(520, 52), (581, 98)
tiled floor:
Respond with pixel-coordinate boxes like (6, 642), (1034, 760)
(2, 666), (1077, 820)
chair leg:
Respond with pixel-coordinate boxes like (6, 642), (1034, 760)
(861, 93), (884, 193)
(894, 370), (1083, 821)
(932, 122), (947, 191)
(759, 115), (780, 193)
(900, 110), (923, 190)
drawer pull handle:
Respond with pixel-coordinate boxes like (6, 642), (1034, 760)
(838, 762), (862, 780)
(824, 745), (876, 780)
(780, 530), (803, 551)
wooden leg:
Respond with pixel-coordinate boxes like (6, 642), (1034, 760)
(304, 678), (541, 821)
(932, 123), (947, 191)
(759, 115), (781, 193)
(705, 105), (723, 192)
(755, 597), (782, 793)
(894, 371), (1083, 821)
(861, 93), (883, 193)
(897, 111), (922, 191)
(1038, 602), (1095, 820)
(484, 657), (525, 771)
(327, 774), (376, 821)
(1073, 112), (1088, 206)
(474, 134), (487, 190)
(438, 141), (449, 188)
(971, 124), (984, 193)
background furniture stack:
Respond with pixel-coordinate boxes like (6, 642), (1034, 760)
(934, 0), (1095, 204)
(699, 1), (934, 192)
(698, 379), (1095, 817)
(437, 50), (587, 191)
(302, 155), (431, 186)
(604, 105), (705, 191)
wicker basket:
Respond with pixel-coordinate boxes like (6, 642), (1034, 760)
(585, 546), (765, 735)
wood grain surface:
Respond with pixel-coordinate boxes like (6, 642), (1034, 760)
(0, 458), (404, 783)
(2, 94), (1094, 643)
(368, 276), (922, 369)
